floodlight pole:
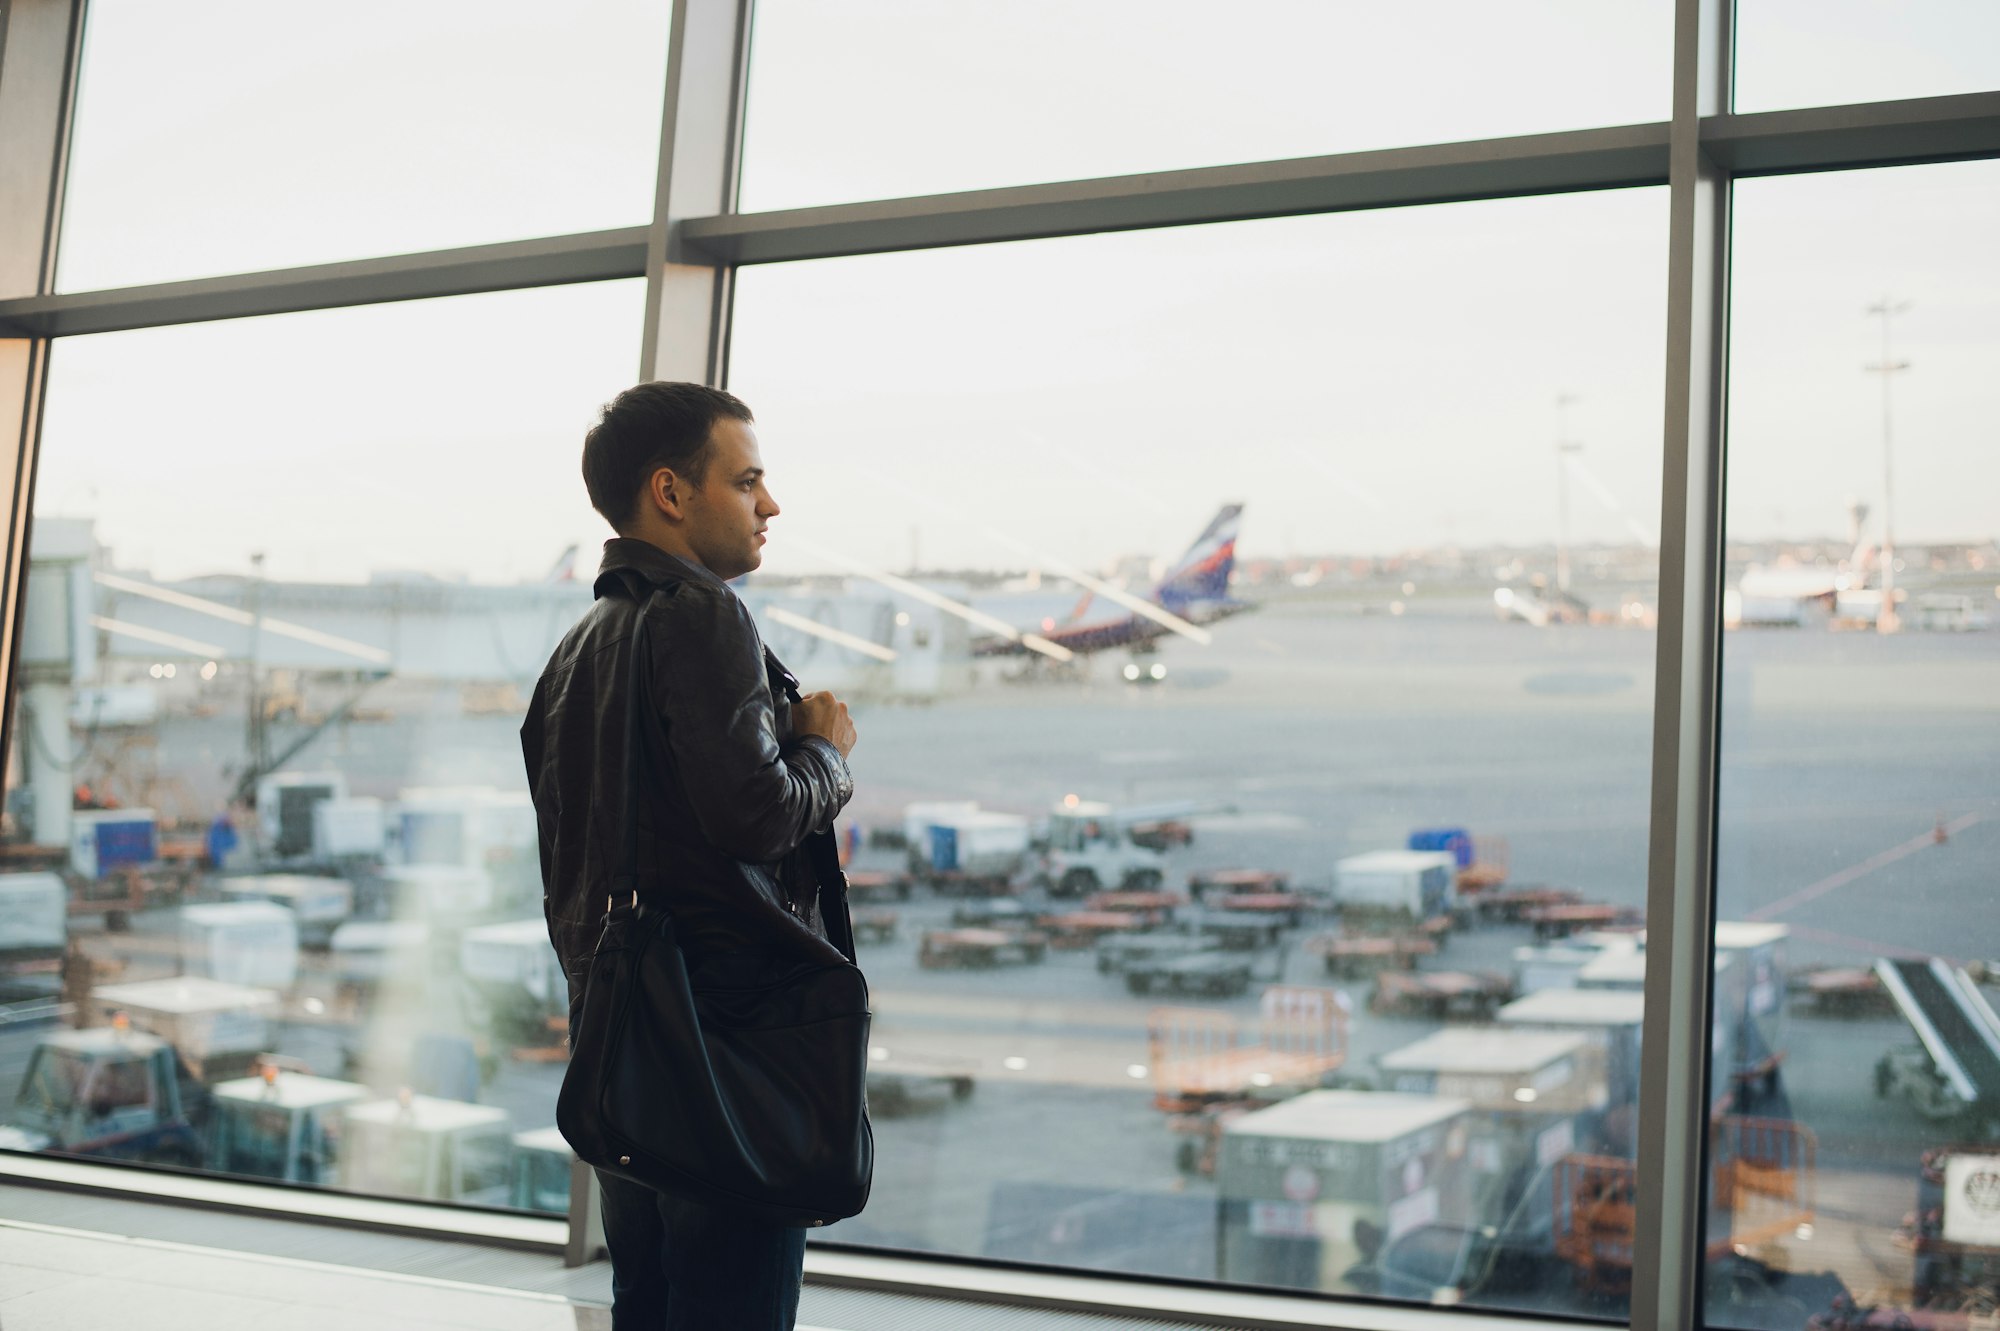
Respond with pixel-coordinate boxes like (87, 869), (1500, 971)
(1864, 297), (1911, 633)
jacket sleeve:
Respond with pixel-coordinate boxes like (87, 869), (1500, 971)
(651, 584), (854, 864)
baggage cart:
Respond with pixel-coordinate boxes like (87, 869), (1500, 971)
(1037, 910), (1138, 951)
(852, 908), (899, 944)
(917, 928), (1048, 969)
(1369, 970), (1513, 1021)
(1097, 929), (1219, 976)
(1305, 930), (1436, 979)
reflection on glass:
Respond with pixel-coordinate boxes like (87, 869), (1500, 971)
(1735, 0), (2000, 114)
(0, 280), (642, 1211)
(1712, 160), (2000, 1331)
(57, 1), (670, 290)
(727, 189), (1666, 1310)
(740, 0), (1670, 211)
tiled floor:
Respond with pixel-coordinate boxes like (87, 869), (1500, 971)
(0, 1221), (624, 1331)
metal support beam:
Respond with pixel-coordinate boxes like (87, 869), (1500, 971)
(1706, 89), (2000, 175)
(0, 227), (650, 338)
(636, 0), (753, 385)
(0, 0), (88, 803)
(680, 122), (1674, 265)
(1633, 0), (1733, 1328)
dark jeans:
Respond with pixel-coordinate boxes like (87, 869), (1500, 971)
(595, 1167), (807, 1330)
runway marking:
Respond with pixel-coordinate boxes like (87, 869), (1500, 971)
(1746, 811), (1985, 923)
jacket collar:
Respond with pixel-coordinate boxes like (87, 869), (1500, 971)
(592, 537), (731, 602)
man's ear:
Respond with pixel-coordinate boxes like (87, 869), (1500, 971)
(648, 466), (686, 521)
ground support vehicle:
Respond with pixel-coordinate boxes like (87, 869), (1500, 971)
(1907, 1146), (2000, 1313)
(1873, 957), (2000, 1131)
(1096, 929), (1219, 976)
(337, 1092), (515, 1206)
(0, 1026), (206, 1166)
(1216, 894), (1308, 930)
(918, 928), (1048, 969)
(907, 805), (1031, 894)
(1217, 1089), (1473, 1294)
(1305, 930), (1437, 979)
(1038, 910), (1138, 951)
(845, 870), (911, 904)
(1040, 800), (1170, 896)
(1477, 886), (1583, 926)
(1789, 966), (1894, 1018)
(1528, 903), (1638, 941)
(1148, 985), (1351, 1176)
(1128, 818), (1194, 851)
(90, 976), (279, 1081)
(1085, 890), (1184, 928)
(217, 873), (353, 949)
(950, 897), (1034, 929)
(457, 918), (566, 1048)
(1335, 851), (1458, 925)
(852, 908), (899, 944)
(866, 1050), (977, 1117)
(1195, 912), (1289, 952)
(206, 1066), (369, 1184)
(1125, 949), (1267, 998)
(1497, 986), (1648, 1146)
(1370, 970), (1514, 1021)
(511, 1125), (575, 1213)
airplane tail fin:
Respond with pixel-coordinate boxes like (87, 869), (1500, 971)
(1153, 504), (1243, 611)
(545, 543), (579, 584)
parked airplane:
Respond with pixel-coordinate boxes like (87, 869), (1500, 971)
(972, 504), (1255, 661)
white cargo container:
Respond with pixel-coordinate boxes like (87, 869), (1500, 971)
(218, 874), (353, 948)
(90, 976), (279, 1076)
(395, 787), (536, 869)
(1512, 942), (1606, 995)
(338, 1094), (515, 1206)
(180, 902), (299, 989)
(901, 801), (981, 851)
(1497, 987), (1647, 1112)
(312, 797), (387, 859)
(1334, 850), (1457, 919)
(382, 863), (494, 919)
(920, 810), (1031, 879)
(1576, 942), (1648, 990)
(1217, 1090), (1472, 1293)
(0, 872), (66, 959)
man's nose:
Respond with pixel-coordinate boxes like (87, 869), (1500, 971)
(760, 490), (781, 517)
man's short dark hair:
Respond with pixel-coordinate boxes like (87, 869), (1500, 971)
(581, 382), (754, 533)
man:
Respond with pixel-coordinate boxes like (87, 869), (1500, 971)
(520, 381), (858, 1329)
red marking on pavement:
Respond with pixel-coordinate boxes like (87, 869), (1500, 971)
(1746, 812), (1984, 923)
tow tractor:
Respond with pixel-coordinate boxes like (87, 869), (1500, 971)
(337, 1091), (516, 1206)
(0, 1022), (207, 1167)
(1040, 800), (1169, 896)
(206, 1061), (369, 1184)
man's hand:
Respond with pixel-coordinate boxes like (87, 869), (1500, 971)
(793, 690), (858, 758)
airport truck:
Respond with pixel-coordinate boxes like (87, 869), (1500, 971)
(89, 975), (280, 1082)
(0, 1025), (207, 1167)
(1040, 800), (1169, 896)
(206, 1065), (370, 1184)
(909, 807), (1031, 893)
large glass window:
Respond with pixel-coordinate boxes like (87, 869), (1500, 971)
(738, 0), (1672, 212)
(1711, 159), (2000, 1331)
(1735, 0), (2000, 114)
(56, 1), (670, 291)
(0, 280), (641, 1209)
(727, 187), (1668, 1309)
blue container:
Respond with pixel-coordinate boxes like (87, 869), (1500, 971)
(95, 817), (158, 870)
(1407, 827), (1473, 868)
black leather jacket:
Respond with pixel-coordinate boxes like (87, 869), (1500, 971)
(520, 539), (855, 1013)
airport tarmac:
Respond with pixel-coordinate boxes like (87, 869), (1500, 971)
(5, 597), (1995, 1316)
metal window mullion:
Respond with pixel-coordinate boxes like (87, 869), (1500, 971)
(0, 0), (89, 802)
(1632, 0), (1733, 1328)
(636, 0), (754, 386)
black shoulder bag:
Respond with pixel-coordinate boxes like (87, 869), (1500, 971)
(556, 589), (873, 1227)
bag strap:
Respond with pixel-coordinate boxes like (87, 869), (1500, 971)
(610, 587), (660, 913)
(765, 651), (859, 965)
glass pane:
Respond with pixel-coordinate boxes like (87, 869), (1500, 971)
(739, 0), (1672, 212)
(57, 1), (669, 292)
(0, 279), (641, 1210)
(728, 188), (1667, 1309)
(1711, 159), (2000, 1331)
(1736, 0), (2000, 113)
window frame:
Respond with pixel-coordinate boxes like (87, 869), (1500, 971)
(0, 1), (1997, 1326)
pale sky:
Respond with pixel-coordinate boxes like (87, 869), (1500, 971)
(30, 1), (2000, 585)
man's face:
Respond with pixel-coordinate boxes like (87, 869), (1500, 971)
(679, 417), (778, 580)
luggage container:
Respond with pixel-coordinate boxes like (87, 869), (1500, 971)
(1497, 987), (1647, 1130)
(0, 872), (66, 962)
(380, 863), (495, 919)
(1334, 851), (1456, 921)
(69, 808), (158, 879)
(207, 1067), (369, 1184)
(1512, 941), (1605, 994)
(312, 797), (387, 860)
(1217, 1090), (1472, 1294)
(218, 874), (353, 948)
(337, 1093), (515, 1206)
(921, 810), (1030, 888)
(179, 901), (299, 989)
(1378, 1028), (1595, 1238)
(90, 976), (280, 1081)
(458, 918), (566, 1043)
(901, 800), (980, 852)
